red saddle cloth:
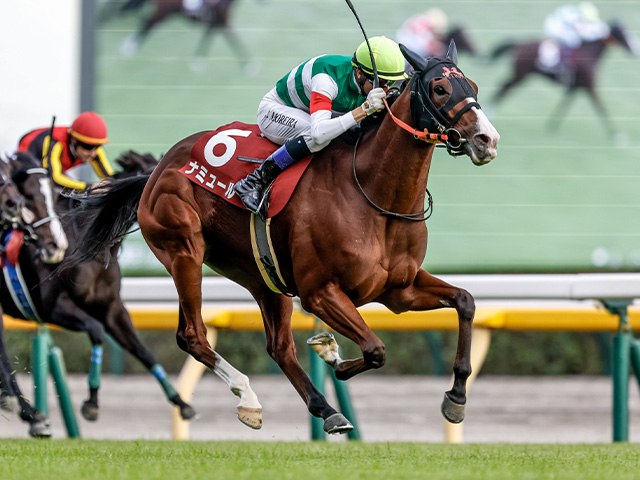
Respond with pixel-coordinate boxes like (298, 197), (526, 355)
(179, 122), (312, 218)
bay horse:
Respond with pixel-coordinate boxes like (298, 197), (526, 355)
(117, 0), (258, 74)
(0, 153), (70, 437)
(0, 151), (196, 438)
(489, 21), (639, 133)
(69, 42), (499, 433)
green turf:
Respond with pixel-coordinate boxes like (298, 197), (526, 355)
(96, 1), (640, 274)
(1, 440), (640, 480)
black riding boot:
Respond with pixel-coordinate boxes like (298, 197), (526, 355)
(234, 159), (282, 213)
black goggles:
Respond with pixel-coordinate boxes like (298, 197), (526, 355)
(366, 76), (395, 88)
(75, 140), (100, 151)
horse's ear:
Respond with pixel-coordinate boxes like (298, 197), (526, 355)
(467, 78), (478, 95)
(446, 39), (458, 65)
(399, 43), (427, 72)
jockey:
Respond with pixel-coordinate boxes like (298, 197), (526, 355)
(234, 36), (407, 213)
(15, 111), (115, 190)
(395, 8), (449, 59)
(539, 2), (610, 72)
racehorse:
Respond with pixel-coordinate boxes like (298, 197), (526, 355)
(116, 0), (259, 74)
(0, 153), (70, 437)
(68, 42), (499, 433)
(489, 21), (639, 133)
(0, 151), (196, 437)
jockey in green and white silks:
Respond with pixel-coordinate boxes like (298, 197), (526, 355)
(234, 36), (408, 214)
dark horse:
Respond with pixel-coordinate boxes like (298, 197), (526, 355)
(69, 42), (499, 433)
(0, 152), (71, 437)
(489, 21), (639, 133)
(0, 151), (195, 437)
(116, 0), (258, 74)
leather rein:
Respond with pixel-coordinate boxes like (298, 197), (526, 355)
(351, 72), (479, 222)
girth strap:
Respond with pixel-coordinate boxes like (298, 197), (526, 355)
(250, 213), (294, 296)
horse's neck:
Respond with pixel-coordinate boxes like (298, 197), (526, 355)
(357, 95), (435, 213)
(581, 39), (607, 60)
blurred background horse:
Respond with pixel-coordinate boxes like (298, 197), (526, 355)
(488, 21), (639, 134)
(109, 0), (261, 74)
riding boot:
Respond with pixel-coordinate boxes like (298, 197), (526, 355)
(234, 158), (282, 213)
(234, 136), (311, 214)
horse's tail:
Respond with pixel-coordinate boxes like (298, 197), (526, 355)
(489, 42), (517, 60)
(65, 174), (150, 267)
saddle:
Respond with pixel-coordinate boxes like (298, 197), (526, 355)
(179, 122), (311, 295)
(179, 122), (312, 218)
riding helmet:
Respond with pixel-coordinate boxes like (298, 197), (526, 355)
(352, 36), (408, 81)
(69, 111), (109, 145)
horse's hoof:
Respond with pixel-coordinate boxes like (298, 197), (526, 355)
(29, 418), (52, 438)
(180, 404), (198, 421)
(237, 406), (262, 430)
(307, 332), (335, 346)
(307, 333), (341, 365)
(441, 393), (465, 424)
(0, 394), (20, 413)
(323, 413), (353, 435)
(81, 401), (99, 421)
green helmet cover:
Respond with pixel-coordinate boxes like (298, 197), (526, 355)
(352, 36), (408, 81)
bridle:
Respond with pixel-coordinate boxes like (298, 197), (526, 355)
(10, 167), (61, 240)
(352, 59), (480, 222)
(406, 58), (480, 156)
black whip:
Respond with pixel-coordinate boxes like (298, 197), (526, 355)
(43, 115), (56, 173)
(344, 0), (379, 88)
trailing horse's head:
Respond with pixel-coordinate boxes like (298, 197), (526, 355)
(0, 165), (25, 226)
(609, 21), (640, 56)
(6, 152), (68, 264)
(401, 40), (499, 165)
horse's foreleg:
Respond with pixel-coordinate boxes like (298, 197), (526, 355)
(259, 292), (353, 434)
(302, 284), (385, 381)
(379, 269), (475, 424)
(103, 301), (196, 421)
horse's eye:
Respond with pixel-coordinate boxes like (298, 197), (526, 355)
(434, 85), (446, 95)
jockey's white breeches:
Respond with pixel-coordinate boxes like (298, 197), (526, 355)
(257, 88), (330, 153)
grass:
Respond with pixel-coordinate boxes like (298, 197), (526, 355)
(2, 440), (640, 480)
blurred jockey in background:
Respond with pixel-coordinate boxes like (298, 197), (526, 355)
(395, 8), (449, 60)
(234, 36), (407, 214)
(14, 112), (115, 190)
(537, 2), (610, 73)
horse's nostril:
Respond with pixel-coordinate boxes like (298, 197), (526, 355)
(475, 134), (490, 146)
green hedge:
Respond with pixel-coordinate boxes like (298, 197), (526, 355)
(3, 328), (610, 377)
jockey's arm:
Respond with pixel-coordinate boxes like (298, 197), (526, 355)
(45, 141), (88, 190)
(91, 147), (115, 179)
(308, 73), (384, 146)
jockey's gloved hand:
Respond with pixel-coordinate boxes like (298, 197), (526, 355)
(361, 87), (387, 115)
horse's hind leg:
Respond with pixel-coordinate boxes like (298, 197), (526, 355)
(379, 269), (475, 424)
(50, 298), (106, 421)
(142, 196), (261, 428)
(103, 301), (196, 420)
(258, 291), (353, 434)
